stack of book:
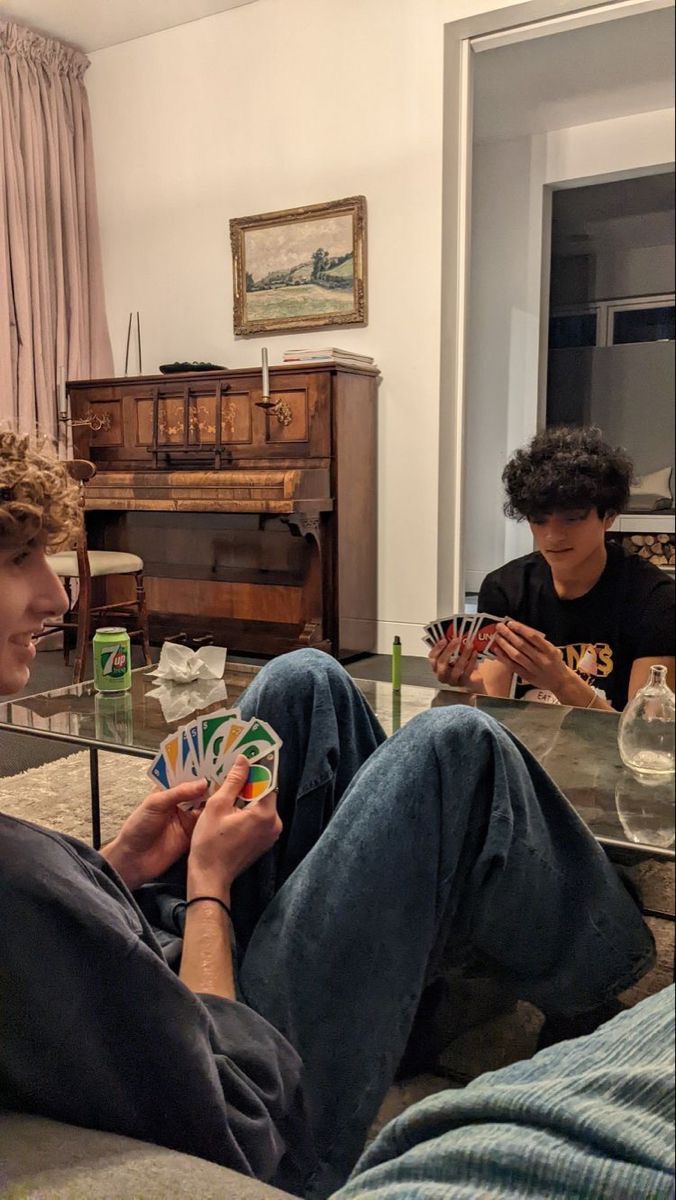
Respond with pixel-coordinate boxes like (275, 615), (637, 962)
(282, 347), (374, 369)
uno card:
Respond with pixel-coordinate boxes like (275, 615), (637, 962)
(468, 613), (506, 659)
(160, 731), (182, 783)
(176, 726), (200, 781)
(230, 719), (282, 762)
(207, 718), (252, 781)
(211, 719), (282, 784)
(148, 746), (174, 790)
(186, 718), (201, 761)
(438, 614), (472, 659)
(236, 749), (279, 805)
(198, 710), (243, 773)
(438, 615), (460, 643)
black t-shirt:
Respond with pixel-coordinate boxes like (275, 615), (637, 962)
(478, 542), (675, 711)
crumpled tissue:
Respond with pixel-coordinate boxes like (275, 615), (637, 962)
(146, 643), (228, 723)
(150, 642), (227, 684)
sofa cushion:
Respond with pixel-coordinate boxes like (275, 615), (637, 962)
(0, 1113), (295, 1200)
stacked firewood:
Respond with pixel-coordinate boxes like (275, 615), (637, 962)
(621, 533), (675, 569)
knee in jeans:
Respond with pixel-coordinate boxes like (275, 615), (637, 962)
(400, 705), (501, 755)
(259, 647), (345, 688)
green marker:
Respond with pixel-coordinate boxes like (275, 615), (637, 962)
(391, 689), (402, 734)
(392, 635), (401, 692)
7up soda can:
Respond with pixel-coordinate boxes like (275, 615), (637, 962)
(93, 627), (132, 692)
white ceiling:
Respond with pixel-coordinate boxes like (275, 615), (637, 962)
(473, 6), (675, 142)
(0, 0), (259, 53)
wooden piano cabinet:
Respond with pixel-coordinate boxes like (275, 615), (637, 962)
(70, 364), (378, 660)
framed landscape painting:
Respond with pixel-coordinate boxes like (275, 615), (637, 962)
(230, 195), (367, 335)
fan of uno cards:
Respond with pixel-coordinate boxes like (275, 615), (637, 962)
(422, 612), (506, 661)
(148, 708), (281, 807)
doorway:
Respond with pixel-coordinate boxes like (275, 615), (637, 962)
(438, 0), (675, 608)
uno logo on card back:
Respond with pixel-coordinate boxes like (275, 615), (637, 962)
(239, 764), (272, 802)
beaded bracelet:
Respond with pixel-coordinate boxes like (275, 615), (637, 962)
(184, 896), (232, 921)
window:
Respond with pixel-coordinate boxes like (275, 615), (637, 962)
(550, 295), (675, 349)
(549, 311), (598, 349)
(608, 300), (675, 345)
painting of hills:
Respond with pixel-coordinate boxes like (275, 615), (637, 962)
(232, 197), (367, 333)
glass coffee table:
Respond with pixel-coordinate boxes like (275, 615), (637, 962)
(0, 665), (449, 848)
(1, 669), (673, 880)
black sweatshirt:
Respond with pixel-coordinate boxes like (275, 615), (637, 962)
(0, 813), (314, 1192)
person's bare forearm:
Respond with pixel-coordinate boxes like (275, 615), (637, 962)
(99, 838), (144, 890)
(476, 660), (513, 697)
(179, 898), (236, 1000)
(553, 668), (614, 711)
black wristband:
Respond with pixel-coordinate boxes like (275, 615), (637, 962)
(184, 896), (232, 921)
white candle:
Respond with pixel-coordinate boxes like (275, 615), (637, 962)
(57, 366), (67, 419)
(261, 348), (269, 398)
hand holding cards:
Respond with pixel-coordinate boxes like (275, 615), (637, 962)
(148, 707), (281, 806)
(423, 612), (506, 661)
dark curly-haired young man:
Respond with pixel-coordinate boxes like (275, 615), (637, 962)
(430, 427), (674, 710)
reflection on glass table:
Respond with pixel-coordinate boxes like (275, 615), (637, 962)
(615, 772), (675, 850)
(0, 667), (464, 756)
(476, 695), (675, 863)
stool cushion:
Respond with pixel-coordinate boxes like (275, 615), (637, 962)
(48, 550), (144, 578)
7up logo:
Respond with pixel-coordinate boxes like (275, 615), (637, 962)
(101, 645), (127, 677)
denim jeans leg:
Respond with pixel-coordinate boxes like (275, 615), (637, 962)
(239, 706), (655, 1198)
(135, 649), (385, 953)
(230, 648), (387, 947)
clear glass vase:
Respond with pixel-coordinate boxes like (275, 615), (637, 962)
(617, 664), (675, 777)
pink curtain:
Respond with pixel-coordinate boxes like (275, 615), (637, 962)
(0, 20), (113, 443)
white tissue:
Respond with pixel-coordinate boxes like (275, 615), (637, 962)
(146, 677), (228, 723)
(149, 641), (227, 684)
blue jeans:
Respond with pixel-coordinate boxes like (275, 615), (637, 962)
(221, 650), (653, 1197)
(334, 983), (676, 1200)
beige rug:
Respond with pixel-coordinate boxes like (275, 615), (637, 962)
(0, 750), (151, 847)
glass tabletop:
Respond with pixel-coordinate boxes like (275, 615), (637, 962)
(1, 667), (673, 860)
(476, 695), (675, 861)
(0, 665), (455, 756)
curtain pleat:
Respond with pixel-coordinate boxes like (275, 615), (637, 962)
(0, 20), (113, 444)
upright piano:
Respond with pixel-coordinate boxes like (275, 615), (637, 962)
(67, 362), (379, 660)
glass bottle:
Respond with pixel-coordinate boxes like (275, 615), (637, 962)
(617, 665), (675, 777)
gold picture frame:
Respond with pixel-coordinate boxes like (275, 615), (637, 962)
(230, 195), (367, 336)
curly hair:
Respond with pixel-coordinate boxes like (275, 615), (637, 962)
(503, 426), (634, 521)
(0, 431), (82, 552)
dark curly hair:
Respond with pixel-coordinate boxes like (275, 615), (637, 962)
(0, 431), (81, 551)
(503, 426), (634, 521)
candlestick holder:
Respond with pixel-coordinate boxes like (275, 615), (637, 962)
(255, 396), (293, 426)
(57, 371), (112, 433)
(57, 406), (113, 433)
(255, 348), (292, 425)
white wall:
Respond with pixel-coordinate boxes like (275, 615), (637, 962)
(545, 108), (675, 185)
(86, 0), (672, 641)
(552, 240), (675, 305)
(86, 0), (516, 655)
(464, 135), (547, 591)
(465, 106), (675, 592)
